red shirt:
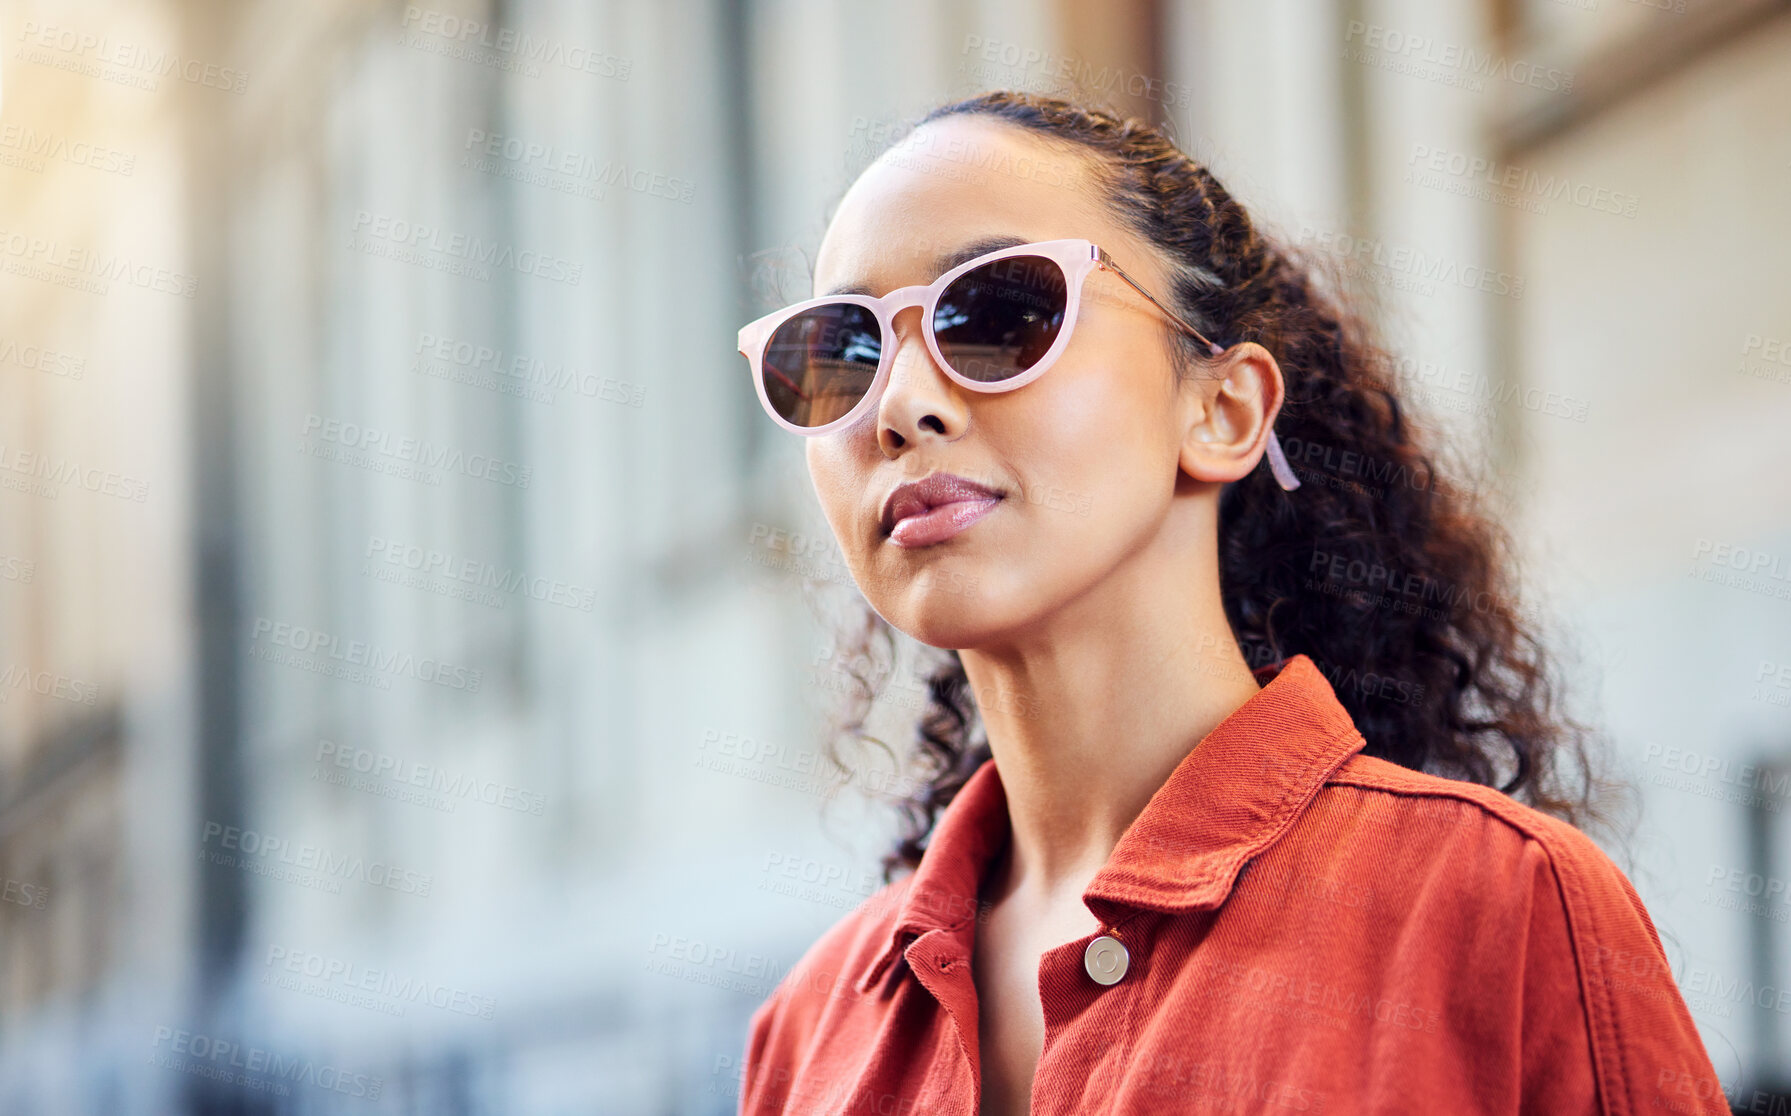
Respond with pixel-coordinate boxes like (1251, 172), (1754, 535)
(733, 655), (1729, 1115)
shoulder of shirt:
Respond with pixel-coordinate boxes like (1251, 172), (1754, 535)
(1326, 752), (1611, 866)
(1320, 756), (1729, 1113)
(1322, 751), (1651, 928)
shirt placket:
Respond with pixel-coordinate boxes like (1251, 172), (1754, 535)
(903, 923), (983, 1116)
(1030, 916), (1141, 1116)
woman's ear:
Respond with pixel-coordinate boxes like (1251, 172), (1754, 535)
(1178, 342), (1286, 484)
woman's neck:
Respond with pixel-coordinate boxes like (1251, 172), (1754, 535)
(959, 542), (1260, 906)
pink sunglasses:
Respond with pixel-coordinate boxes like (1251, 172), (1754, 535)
(735, 237), (1299, 491)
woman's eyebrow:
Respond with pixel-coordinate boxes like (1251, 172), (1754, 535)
(820, 234), (1032, 298)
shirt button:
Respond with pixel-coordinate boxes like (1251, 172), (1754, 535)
(1084, 935), (1129, 985)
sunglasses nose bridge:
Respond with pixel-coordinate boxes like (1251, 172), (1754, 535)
(873, 284), (938, 365)
(877, 283), (932, 331)
(881, 308), (938, 384)
(870, 290), (962, 425)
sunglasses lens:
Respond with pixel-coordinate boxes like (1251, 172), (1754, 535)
(933, 255), (1068, 383)
(762, 304), (882, 428)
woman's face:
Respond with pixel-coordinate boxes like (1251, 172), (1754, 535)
(806, 117), (1232, 650)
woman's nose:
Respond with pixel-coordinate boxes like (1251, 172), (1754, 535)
(875, 306), (969, 455)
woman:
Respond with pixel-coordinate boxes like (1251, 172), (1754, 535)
(730, 91), (1728, 1115)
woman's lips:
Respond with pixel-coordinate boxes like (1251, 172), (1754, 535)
(880, 472), (1005, 549)
(887, 495), (1001, 548)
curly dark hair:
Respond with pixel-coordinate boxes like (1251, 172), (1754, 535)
(809, 89), (1627, 885)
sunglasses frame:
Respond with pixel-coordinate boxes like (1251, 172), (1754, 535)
(735, 237), (1301, 489)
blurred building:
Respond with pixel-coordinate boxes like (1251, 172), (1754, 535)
(0, 0), (1786, 1112)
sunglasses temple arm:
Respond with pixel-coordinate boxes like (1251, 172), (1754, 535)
(1098, 251), (1300, 492)
(1263, 429), (1301, 491)
(1097, 252), (1225, 355)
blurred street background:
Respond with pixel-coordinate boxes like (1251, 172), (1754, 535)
(1, 0), (1788, 1111)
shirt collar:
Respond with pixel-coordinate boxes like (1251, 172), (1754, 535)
(854, 654), (1366, 995)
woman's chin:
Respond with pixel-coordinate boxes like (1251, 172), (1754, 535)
(873, 595), (1016, 652)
